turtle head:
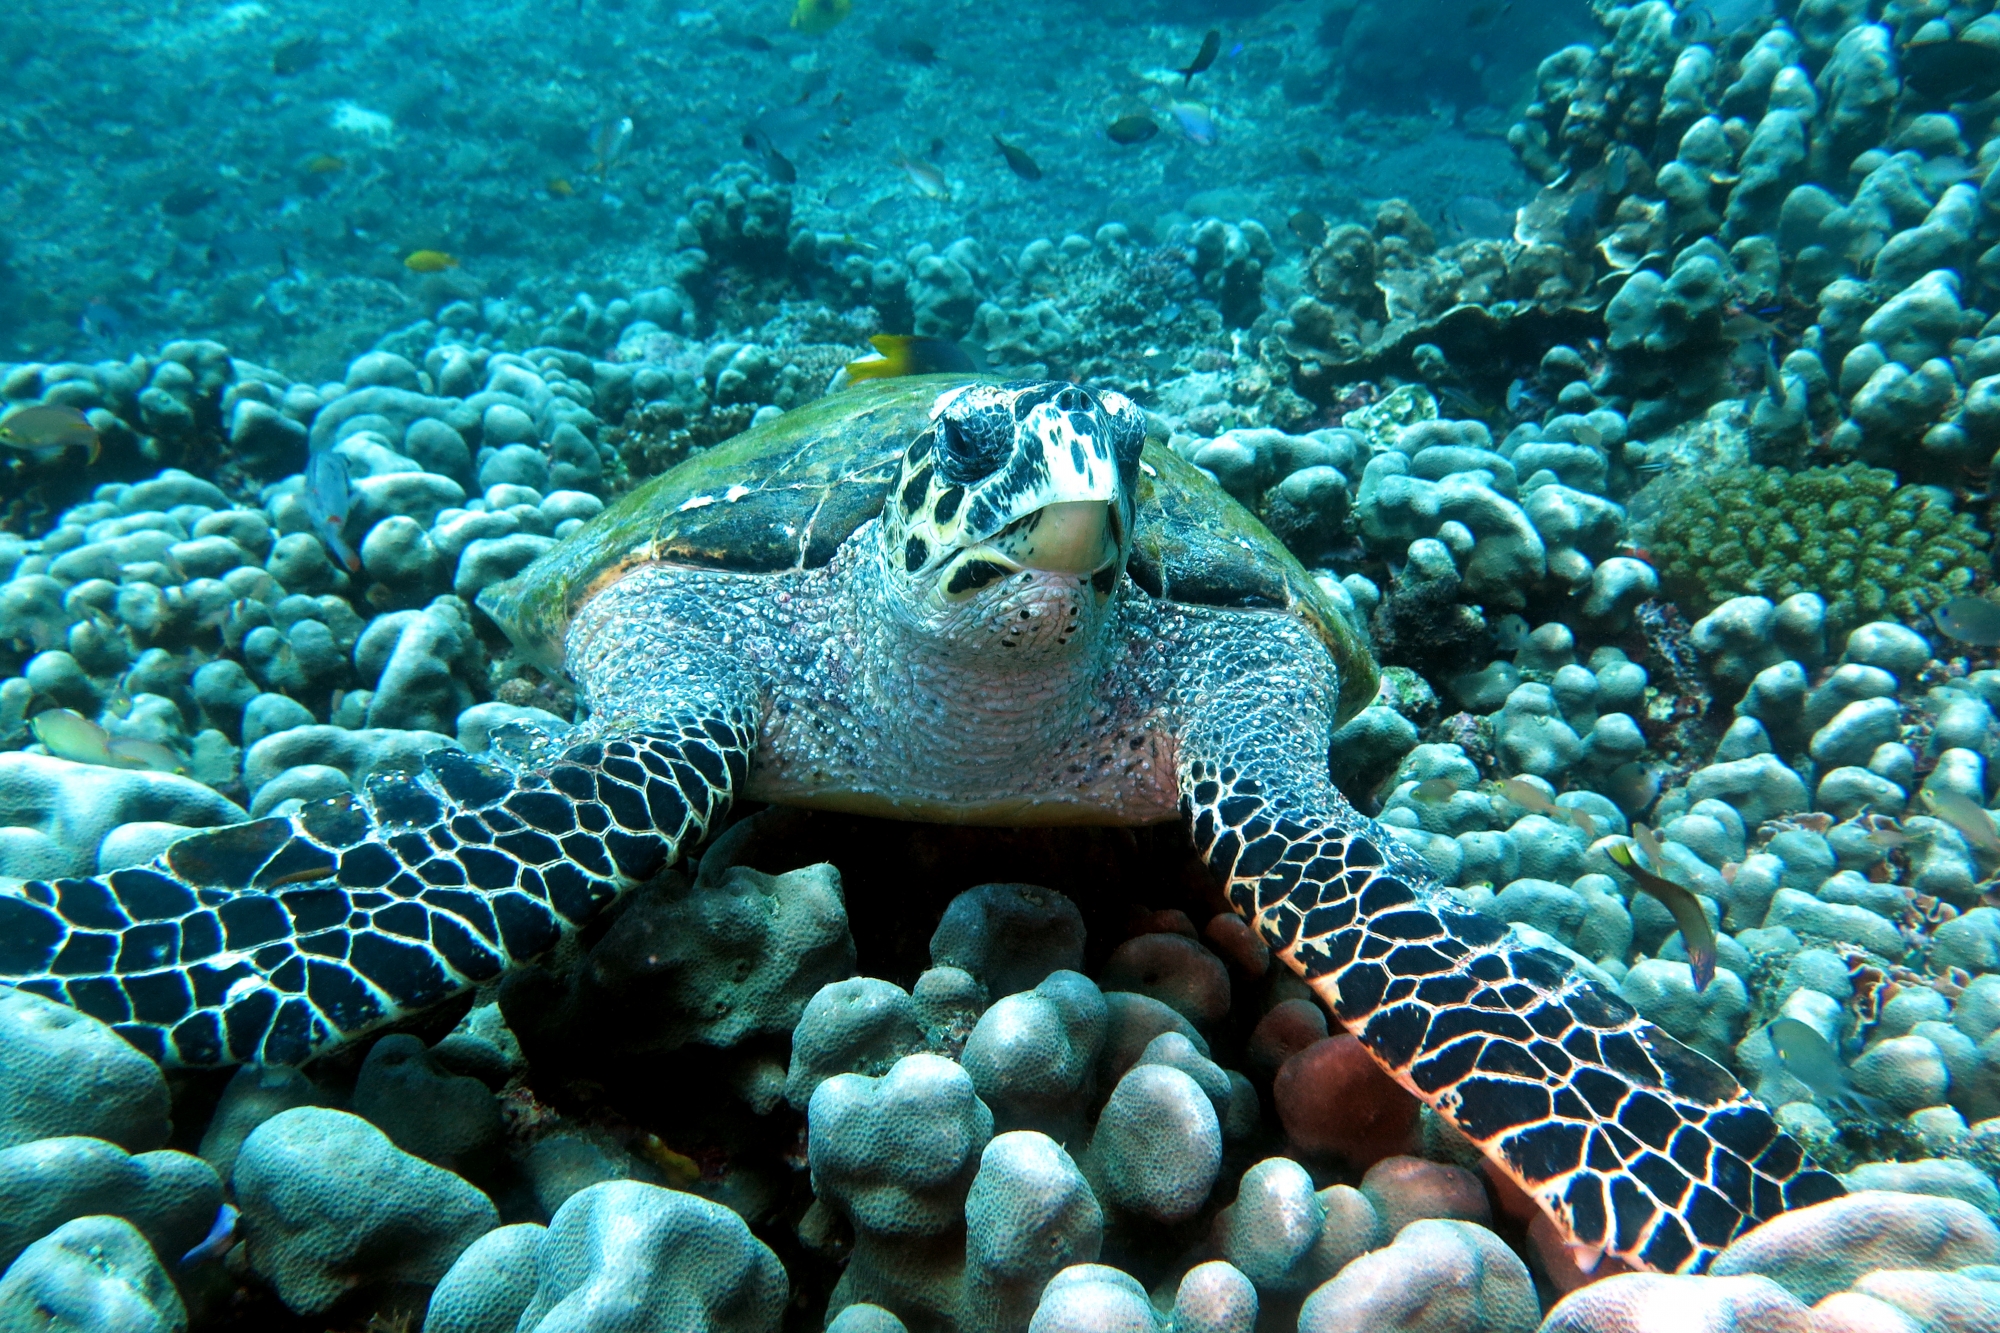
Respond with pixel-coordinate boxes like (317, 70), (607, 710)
(878, 381), (1145, 659)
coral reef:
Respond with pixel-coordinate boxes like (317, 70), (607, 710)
(0, 1214), (190, 1333)
(232, 1106), (499, 1314)
(2, 765), (1997, 1331)
(1648, 463), (1984, 632)
(0, 242), (1997, 1331)
(11, 0), (2000, 1322)
(428, 1182), (787, 1333)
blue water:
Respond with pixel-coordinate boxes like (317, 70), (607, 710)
(2, 0), (1587, 375)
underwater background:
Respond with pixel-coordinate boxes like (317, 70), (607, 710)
(7, 0), (2000, 1328)
(3, 0), (1592, 376)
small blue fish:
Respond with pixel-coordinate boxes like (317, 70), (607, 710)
(180, 1202), (239, 1267)
(304, 450), (360, 572)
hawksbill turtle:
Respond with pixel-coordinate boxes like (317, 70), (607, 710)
(0, 377), (1840, 1274)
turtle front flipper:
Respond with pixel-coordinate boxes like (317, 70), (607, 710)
(0, 708), (752, 1068)
(1170, 619), (1842, 1275)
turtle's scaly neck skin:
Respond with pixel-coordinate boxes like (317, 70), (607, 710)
(857, 528), (1118, 782)
(571, 543), (1184, 826)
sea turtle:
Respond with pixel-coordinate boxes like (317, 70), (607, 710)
(0, 377), (1840, 1274)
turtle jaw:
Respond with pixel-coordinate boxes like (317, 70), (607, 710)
(943, 499), (1122, 592)
(1010, 499), (1119, 577)
(912, 563), (1110, 661)
(896, 502), (1126, 661)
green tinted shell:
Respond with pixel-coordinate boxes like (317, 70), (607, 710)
(481, 374), (1377, 726)
(1127, 443), (1377, 728)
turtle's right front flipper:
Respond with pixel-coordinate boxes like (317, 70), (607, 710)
(0, 706), (753, 1069)
(1166, 611), (1843, 1275)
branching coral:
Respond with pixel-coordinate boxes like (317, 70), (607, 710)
(1649, 463), (1986, 632)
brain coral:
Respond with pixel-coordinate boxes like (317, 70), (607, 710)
(1649, 464), (1985, 633)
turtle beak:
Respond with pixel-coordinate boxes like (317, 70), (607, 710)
(936, 497), (1124, 600)
(1016, 500), (1119, 576)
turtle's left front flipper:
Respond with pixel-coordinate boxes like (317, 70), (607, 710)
(1168, 617), (1842, 1274)
(0, 708), (752, 1068)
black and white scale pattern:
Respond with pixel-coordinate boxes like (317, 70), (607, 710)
(0, 714), (750, 1066)
(1181, 760), (1846, 1274)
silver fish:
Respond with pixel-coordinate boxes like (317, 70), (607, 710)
(1672, 4), (1713, 41)
(591, 115), (633, 177)
(1443, 194), (1516, 242)
(1169, 102), (1218, 145)
(1934, 596), (2000, 647)
(0, 404), (101, 463)
(1674, 0), (1772, 41)
(1765, 1019), (1882, 1114)
(304, 450), (360, 572)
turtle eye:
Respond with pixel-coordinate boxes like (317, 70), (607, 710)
(936, 414), (1012, 484)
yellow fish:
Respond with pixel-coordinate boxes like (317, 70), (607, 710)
(0, 404), (100, 464)
(304, 154), (347, 174)
(634, 1133), (702, 1186)
(790, 0), (850, 35)
(844, 334), (975, 383)
(403, 249), (460, 273)
(546, 177), (575, 197)
(1606, 839), (1716, 992)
